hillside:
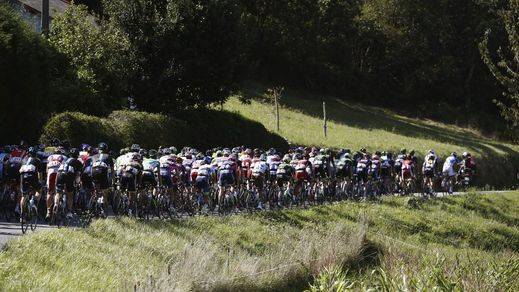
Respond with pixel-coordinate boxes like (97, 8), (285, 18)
(223, 84), (519, 187)
(0, 192), (517, 290)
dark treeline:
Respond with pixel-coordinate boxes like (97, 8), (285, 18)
(1, 0), (518, 143)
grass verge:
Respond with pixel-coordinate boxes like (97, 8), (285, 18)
(0, 191), (517, 291)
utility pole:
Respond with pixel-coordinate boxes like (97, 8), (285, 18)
(41, 0), (50, 36)
(275, 92), (280, 132)
(323, 100), (327, 138)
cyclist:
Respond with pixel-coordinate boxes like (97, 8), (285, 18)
(369, 152), (381, 185)
(250, 153), (269, 209)
(90, 142), (114, 216)
(336, 150), (354, 180)
(355, 152), (371, 188)
(159, 148), (177, 200)
(400, 153), (415, 191)
(55, 148), (83, 218)
(422, 149), (438, 192)
(266, 149), (281, 184)
(380, 151), (394, 193)
(217, 152), (238, 210)
(141, 149), (160, 197)
(442, 152), (458, 194)
(394, 149), (406, 185)
(5, 141), (28, 207)
(19, 147), (43, 222)
(45, 147), (67, 219)
(275, 155), (295, 205)
(120, 144), (143, 215)
(459, 152), (476, 184)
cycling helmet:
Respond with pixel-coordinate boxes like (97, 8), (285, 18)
(462, 151), (469, 158)
(169, 146), (177, 154)
(282, 154), (291, 163)
(69, 148), (78, 157)
(204, 156), (212, 164)
(360, 147), (367, 153)
(216, 150), (223, 157)
(139, 149), (148, 156)
(55, 146), (64, 154)
(98, 142), (108, 152)
(428, 149), (435, 155)
(28, 147), (37, 157)
(120, 148), (129, 155)
(19, 140), (29, 150)
(381, 151), (387, 156)
(294, 153), (303, 160)
(451, 152), (457, 157)
(409, 150), (415, 156)
(375, 151), (382, 156)
(400, 148), (407, 154)
(260, 154), (267, 161)
(163, 148), (172, 155)
(244, 148), (252, 155)
(319, 148), (326, 155)
(148, 149), (158, 159)
(345, 149), (351, 154)
(195, 153), (204, 160)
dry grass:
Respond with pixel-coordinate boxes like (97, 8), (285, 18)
(136, 221), (372, 291)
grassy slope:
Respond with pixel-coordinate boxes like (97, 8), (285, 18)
(0, 192), (517, 291)
(224, 84), (519, 187)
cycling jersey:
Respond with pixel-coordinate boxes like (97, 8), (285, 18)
(401, 159), (413, 179)
(20, 157), (42, 193)
(369, 157), (381, 179)
(442, 155), (457, 177)
(394, 154), (405, 172)
(143, 158), (160, 173)
(380, 156), (392, 177)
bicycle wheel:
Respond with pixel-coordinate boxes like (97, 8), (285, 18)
(29, 206), (38, 231)
(20, 201), (29, 234)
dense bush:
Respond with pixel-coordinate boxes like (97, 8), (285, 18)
(40, 110), (288, 151)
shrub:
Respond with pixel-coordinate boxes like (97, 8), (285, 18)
(40, 110), (289, 151)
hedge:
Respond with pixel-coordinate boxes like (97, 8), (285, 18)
(40, 110), (288, 151)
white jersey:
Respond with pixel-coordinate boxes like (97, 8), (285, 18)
(442, 156), (457, 176)
(197, 164), (212, 177)
(47, 154), (66, 174)
(252, 161), (268, 174)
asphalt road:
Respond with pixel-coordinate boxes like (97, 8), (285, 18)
(0, 190), (510, 249)
(0, 219), (56, 249)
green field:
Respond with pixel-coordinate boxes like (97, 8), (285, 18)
(1, 192), (517, 291)
(223, 85), (519, 187)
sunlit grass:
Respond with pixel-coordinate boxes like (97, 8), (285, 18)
(0, 192), (517, 291)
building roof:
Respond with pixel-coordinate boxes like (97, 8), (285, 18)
(17, 0), (69, 18)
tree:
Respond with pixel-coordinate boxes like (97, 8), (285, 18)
(0, 3), (66, 142)
(480, 0), (519, 129)
(49, 5), (130, 114)
(101, 0), (243, 112)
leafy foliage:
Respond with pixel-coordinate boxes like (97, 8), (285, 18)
(480, 0), (519, 132)
(0, 3), (87, 143)
(49, 5), (130, 113)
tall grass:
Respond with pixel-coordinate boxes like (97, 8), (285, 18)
(141, 223), (371, 291)
(0, 192), (517, 291)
